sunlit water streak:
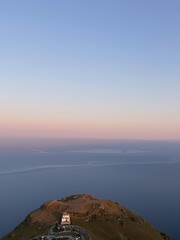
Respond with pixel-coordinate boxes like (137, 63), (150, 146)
(0, 159), (179, 176)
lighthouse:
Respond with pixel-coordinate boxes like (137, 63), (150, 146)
(61, 212), (71, 225)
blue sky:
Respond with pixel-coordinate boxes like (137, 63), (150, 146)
(0, 0), (180, 139)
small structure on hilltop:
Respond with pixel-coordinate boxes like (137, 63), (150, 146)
(61, 212), (71, 225)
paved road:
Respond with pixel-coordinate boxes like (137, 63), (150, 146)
(32, 224), (91, 240)
(71, 225), (91, 240)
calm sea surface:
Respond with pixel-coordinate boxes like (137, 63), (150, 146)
(0, 139), (180, 239)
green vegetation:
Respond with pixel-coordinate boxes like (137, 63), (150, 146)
(2, 194), (172, 240)
(3, 222), (50, 240)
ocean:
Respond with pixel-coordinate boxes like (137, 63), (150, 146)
(0, 139), (180, 239)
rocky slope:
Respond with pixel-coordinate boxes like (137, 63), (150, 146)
(3, 194), (172, 240)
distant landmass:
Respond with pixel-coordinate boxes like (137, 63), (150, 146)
(2, 194), (172, 240)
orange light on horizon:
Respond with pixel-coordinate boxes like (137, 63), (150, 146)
(0, 116), (180, 140)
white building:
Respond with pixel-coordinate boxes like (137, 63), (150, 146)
(61, 212), (71, 225)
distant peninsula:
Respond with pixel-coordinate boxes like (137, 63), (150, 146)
(2, 194), (172, 240)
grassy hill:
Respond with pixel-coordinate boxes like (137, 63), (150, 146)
(2, 194), (172, 240)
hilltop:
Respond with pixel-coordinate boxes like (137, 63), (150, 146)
(2, 194), (172, 240)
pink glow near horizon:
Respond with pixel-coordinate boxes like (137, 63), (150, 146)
(1, 115), (179, 140)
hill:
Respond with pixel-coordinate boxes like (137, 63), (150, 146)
(2, 194), (172, 240)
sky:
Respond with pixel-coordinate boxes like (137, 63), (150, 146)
(0, 0), (180, 140)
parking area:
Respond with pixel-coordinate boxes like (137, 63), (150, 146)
(32, 224), (91, 240)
